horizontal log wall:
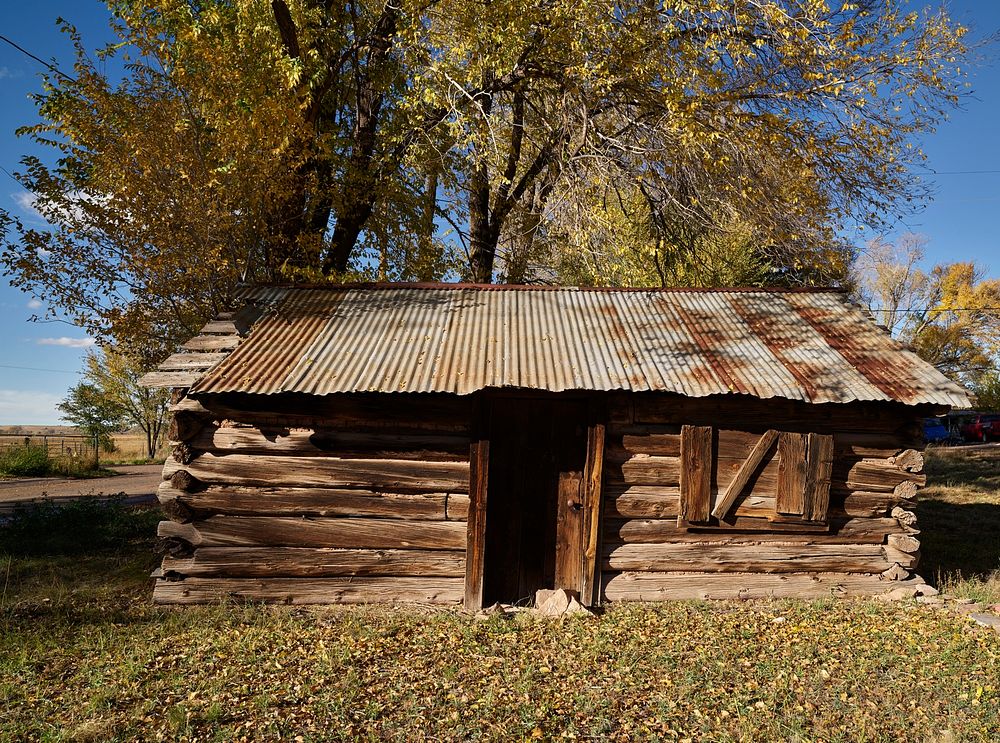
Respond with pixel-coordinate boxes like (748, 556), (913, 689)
(600, 393), (929, 601)
(154, 393), (472, 605)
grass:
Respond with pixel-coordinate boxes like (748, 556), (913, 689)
(918, 446), (1000, 604)
(0, 443), (102, 479)
(0, 448), (998, 741)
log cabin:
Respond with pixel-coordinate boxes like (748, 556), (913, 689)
(141, 284), (970, 608)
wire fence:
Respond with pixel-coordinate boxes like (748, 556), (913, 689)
(0, 433), (100, 467)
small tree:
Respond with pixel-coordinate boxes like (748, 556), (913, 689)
(60, 347), (169, 459)
(58, 382), (124, 452)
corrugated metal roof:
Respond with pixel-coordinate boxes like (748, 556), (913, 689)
(178, 284), (970, 407)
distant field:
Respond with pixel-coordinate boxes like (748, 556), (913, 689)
(0, 427), (166, 465)
(108, 433), (168, 463)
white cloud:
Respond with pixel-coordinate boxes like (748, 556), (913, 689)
(0, 66), (23, 80)
(12, 191), (39, 215)
(37, 337), (96, 349)
(0, 389), (63, 426)
(26, 298), (43, 310)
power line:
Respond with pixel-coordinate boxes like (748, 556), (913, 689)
(0, 364), (79, 375)
(0, 33), (76, 83)
(927, 170), (1000, 175)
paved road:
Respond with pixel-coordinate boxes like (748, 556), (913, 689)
(0, 463), (162, 511)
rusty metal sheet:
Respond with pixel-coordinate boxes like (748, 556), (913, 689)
(164, 285), (971, 408)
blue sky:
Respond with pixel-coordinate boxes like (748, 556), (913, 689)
(1, 1), (999, 425)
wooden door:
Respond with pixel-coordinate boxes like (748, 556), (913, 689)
(480, 397), (602, 606)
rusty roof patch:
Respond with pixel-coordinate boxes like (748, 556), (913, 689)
(142, 285), (970, 408)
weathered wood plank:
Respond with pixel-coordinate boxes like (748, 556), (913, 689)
(555, 471), (585, 594)
(679, 425), (712, 523)
(602, 572), (923, 601)
(604, 543), (890, 573)
(140, 371), (202, 388)
(607, 433), (680, 460)
(834, 459), (926, 492)
(162, 453), (470, 493)
(182, 335), (241, 352)
(888, 449), (925, 473)
(154, 576), (464, 605)
(158, 352), (229, 371)
(607, 455), (680, 486)
(199, 319), (238, 334)
(171, 394), (472, 434)
(605, 486), (680, 518)
(162, 547), (466, 578)
(158, 483), (455, 521)
(882, 545), (920, 569)
(464, 439), (489, 611)
(776, 432), (807, 515)
(711, 430), (778, 519)
(158, 516), (467, 549)
(582, 423), (606, 608)
(804, 433), (834, 522)
(604, 517), (903, 544)
(189, 426), (469, 460)
(628, 394), (926, 435)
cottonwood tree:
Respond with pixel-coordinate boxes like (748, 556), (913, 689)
(1, 0), (972, 351)
(61, 348), (169, 459)
(853, 234), (1000, 385)
(58, 382), (125, 452)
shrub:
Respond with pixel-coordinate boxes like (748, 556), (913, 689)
(0, 496), (160, 556)
(0, 444), (52, 477)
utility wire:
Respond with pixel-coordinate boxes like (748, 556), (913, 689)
(0, 33), (76, 83)
(0, 364), (79, 374)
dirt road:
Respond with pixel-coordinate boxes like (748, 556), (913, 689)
(0, 464), (162, 512)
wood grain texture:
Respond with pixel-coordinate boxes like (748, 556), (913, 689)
(803, 433), (834, 522)
(161, 453), (469, 492)
(776, 433), (807, 515)
(157, 516), (467, 549)
(182, 335), (241, 351)
(679, 425), (712, 524)
(604, 543), (890, 573)
(555, 472), (584, 594)
(464, 439), (489, 610)
(605, 517), (902, 544)
(162, 547), (466, 578)
(581, 423), (606, 607)
(157, 482), (462, 521)
(189, 426), (469, 460)
(711, 429), (777, 519)
(602, 572), (923, 601)
(154, 576), (464, 605)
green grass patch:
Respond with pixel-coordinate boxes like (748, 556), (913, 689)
(0, 443), (102, 478)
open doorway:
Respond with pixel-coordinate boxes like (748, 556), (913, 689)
(481, 396), (589, 606)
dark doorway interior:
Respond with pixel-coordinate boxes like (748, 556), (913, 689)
(482, 396), (588, 606)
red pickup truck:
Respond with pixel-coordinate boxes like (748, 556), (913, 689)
(960, 414), (1000, 443)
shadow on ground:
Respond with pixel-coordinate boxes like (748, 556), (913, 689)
(917, 446), (1000, 582)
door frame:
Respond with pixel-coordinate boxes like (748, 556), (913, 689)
(463, 391), (606, 610)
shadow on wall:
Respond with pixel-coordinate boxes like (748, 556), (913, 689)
(916, 447), (1000, 582)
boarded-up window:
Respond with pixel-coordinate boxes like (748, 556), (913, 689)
(678, 425), (833, 531)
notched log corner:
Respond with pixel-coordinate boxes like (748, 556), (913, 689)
(156, 536), (194, 559)
(161, 497), (196, 524)
(172, 443), (195, 465)
(170, 469), (202, 493)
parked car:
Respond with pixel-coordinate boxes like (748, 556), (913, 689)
(960, 414), (1000, 443)
(923, 417), (950, 444)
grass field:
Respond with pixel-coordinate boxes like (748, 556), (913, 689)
(1, 448), (999, 741)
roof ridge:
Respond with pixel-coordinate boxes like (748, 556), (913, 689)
(237, 282), (849, 293)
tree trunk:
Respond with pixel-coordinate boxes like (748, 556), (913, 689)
(468, 159), (497, 283)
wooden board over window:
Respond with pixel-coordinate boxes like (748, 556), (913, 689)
(678, 426), (833, 532)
